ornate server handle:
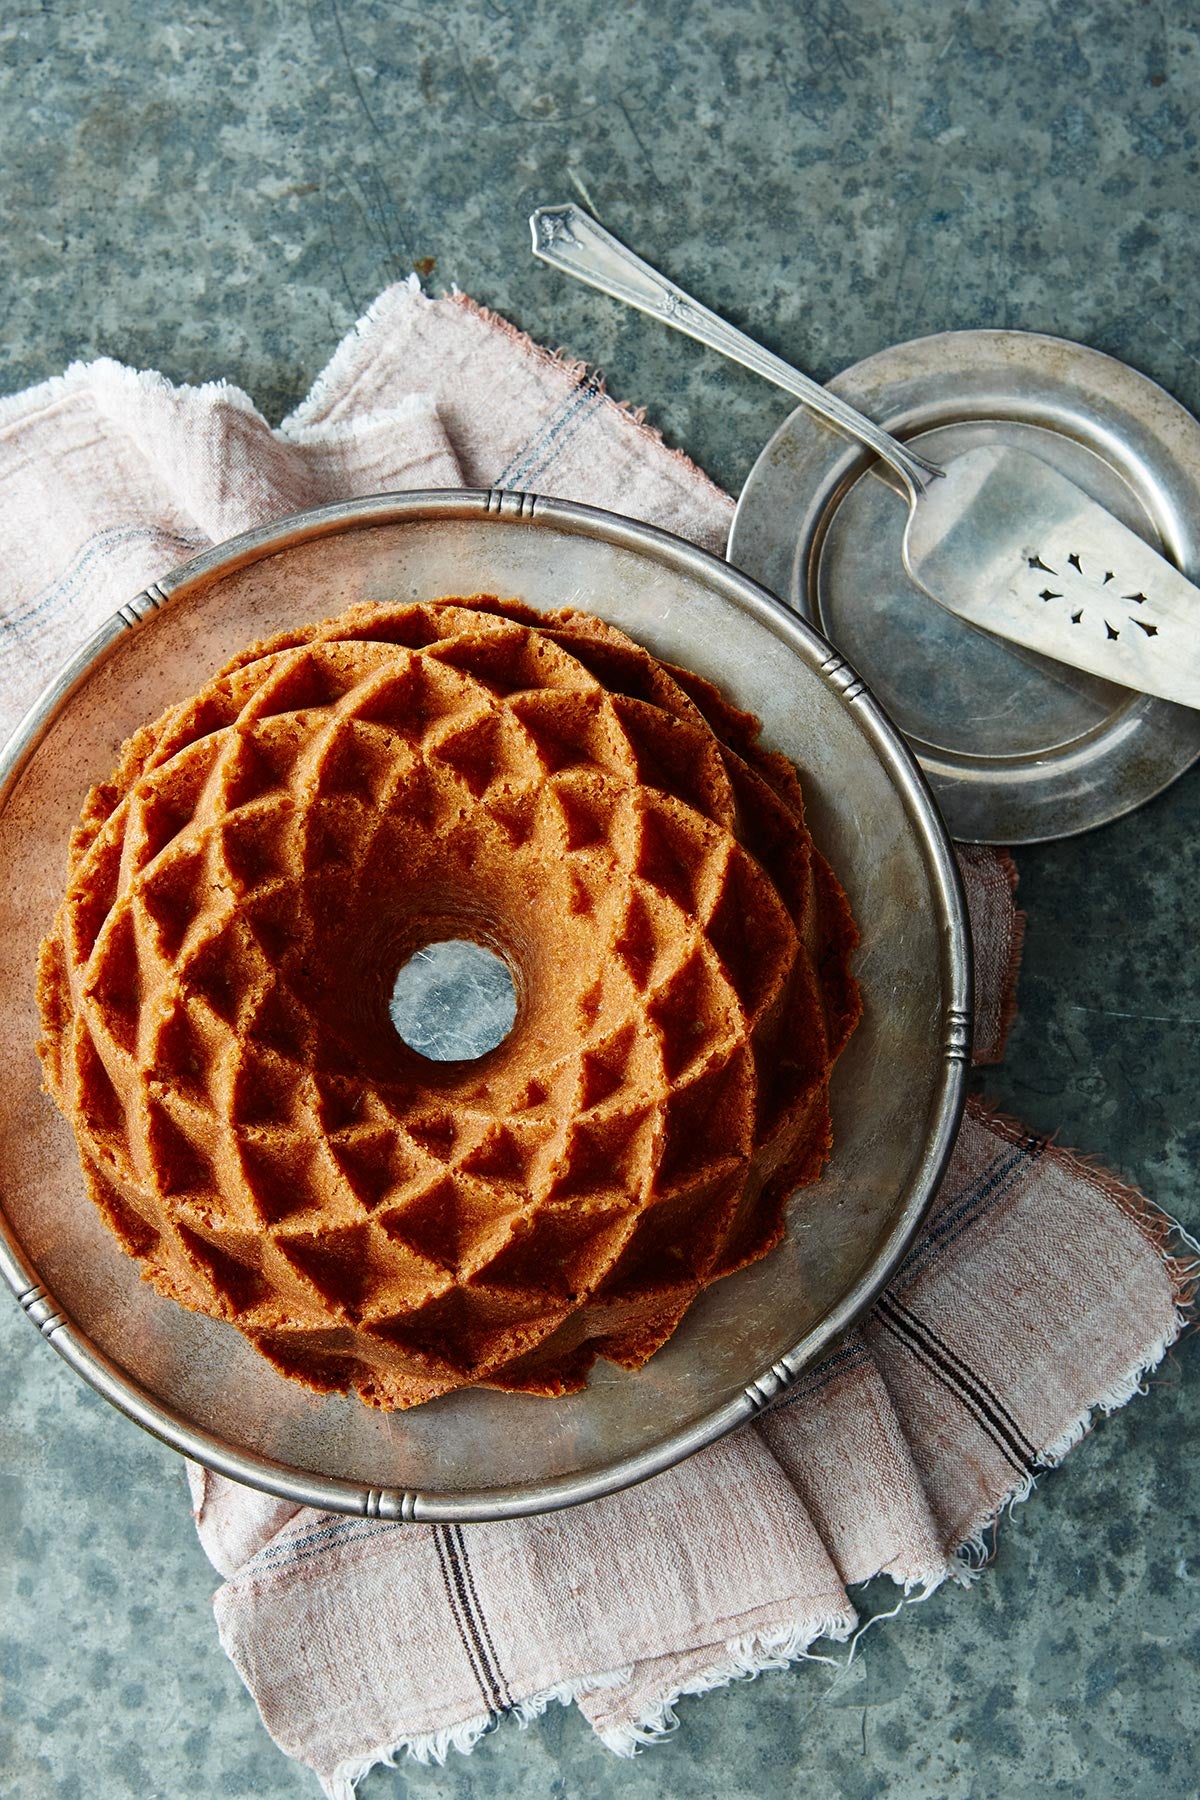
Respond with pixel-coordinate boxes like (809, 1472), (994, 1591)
(529, 202), (940, 503)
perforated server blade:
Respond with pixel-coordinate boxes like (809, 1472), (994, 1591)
(902, 442), (1198, 708)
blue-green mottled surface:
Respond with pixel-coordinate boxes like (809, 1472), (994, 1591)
(1, 3), (1198, 1796)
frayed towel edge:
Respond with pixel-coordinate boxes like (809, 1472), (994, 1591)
(321, 1664), (635, 1799)
(318, 1617), (860, 1793)
(279, 278), (424, 435)
(589, 1611), (858, 1756)
(0, 354), (267, 435)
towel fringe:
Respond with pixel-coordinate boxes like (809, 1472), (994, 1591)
(0, 354), (265, 434)
(276, 387), (447, 449)
(934, 1305), (1190, 1598)
(592, 1610), (857, 1757)
(510, 1662), (635, 1726)
(280, 278), (424, 434)
(323, 1709), (493, 1798)
(1038, 1314), (1189, 1469)
(320, 1665), (635, 1796)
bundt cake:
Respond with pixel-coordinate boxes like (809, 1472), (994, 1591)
(36, 596), (860, 1409)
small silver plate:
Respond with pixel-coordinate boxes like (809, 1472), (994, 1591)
(730, 330), (1200, 844)
(0, 492), (968, 1521)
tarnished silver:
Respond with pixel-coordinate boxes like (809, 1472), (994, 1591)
(0, 492), (969, 1521)
(530, 203), (942, 502)
(530, 203), (1200, 712)
(730, 331), (1200, 843)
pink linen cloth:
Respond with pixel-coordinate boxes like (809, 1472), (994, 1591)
(0, 281), (1190, 1798)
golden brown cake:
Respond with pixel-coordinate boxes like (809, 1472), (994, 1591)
(36, 597), (860, 1409)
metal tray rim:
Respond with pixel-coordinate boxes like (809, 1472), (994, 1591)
(0, 488), (971, 1521)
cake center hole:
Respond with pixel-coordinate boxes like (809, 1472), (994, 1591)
(389, 939), (517, 1063)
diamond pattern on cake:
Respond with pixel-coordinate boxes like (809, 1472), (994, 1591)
(551, 1106), (656, 1201)
(481, 1197), (632, 1300)
(84, 910), (144, 1056)
(73, 1026), (126, 1141)
(703, 846), (798, 1022)
(63, 835), (122, 964)
(597, 1159), (745, 1293)
(648, 947), (742, 1084)
(613, 886), (676, 991)
(379, 1175), (526, 1277)
(457, 1121), (546, 1188)
(144, 1098), (219, 1198)
(576, 1022), (648, 1112)
(427, 709), (536, 799)
(131, 740), (219, 864)
(507, 689), (617, 776)
(657, 1051), (755, 1187)
(139, 845), (212, 960)
(216, 723), (299, 811)
(326, 1122), (412, 1210)
(84, 1154), (161, 1259)
(37, 595), (860, 1411)
(235, 1130), (333, 1227)
(368, 1284), (570, 1377)
(610, 695), (734, 820)
(425, 624), (547, 698)
(176, 1222), (271, 1317)
(551, 769), (625, 852)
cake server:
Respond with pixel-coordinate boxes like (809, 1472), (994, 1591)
(530, 201), (1200, 713)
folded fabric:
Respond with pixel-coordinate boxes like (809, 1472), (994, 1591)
(0, 281), (1189, 1799)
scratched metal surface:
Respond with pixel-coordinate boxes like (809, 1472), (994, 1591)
(1, 2), (1198, 1796)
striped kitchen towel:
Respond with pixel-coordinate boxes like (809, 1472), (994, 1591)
(0, 281), (1191, 1798)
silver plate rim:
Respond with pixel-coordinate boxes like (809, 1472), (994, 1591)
(728, 327), (1200, 844)
(0, 488), (970, 1522)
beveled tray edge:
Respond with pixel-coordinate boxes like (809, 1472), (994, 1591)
(0, 488), (971, 1522)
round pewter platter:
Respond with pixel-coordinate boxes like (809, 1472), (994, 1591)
(730, 329), (1200, 844)
(0, 491), (969, 1521)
